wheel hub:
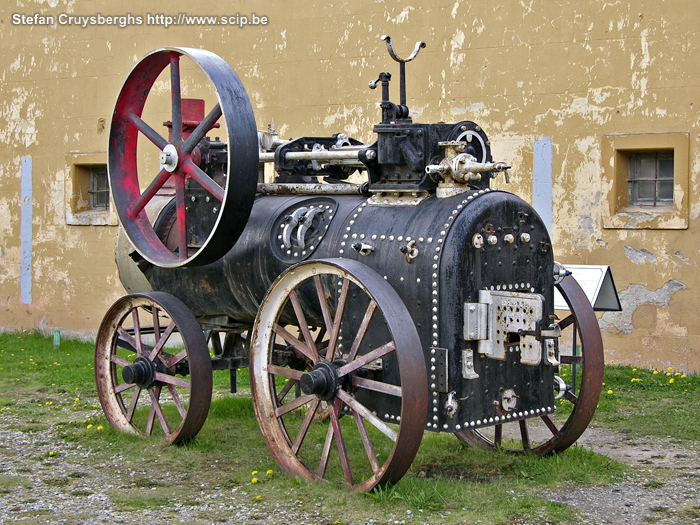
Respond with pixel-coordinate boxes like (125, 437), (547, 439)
(122, 356), (157, 389)
(159, 143), (179, 172)
(300, 361), (339, 401)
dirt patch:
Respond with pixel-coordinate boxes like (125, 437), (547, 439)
(544, 427), (700, 524)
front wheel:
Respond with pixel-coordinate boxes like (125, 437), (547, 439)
(250, 258), (428, 491)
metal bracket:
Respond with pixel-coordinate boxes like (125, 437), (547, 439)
(462, 348), (479, 380)
(431, 347), (448, 392)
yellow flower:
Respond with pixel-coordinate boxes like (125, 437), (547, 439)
(87, 424), (93, 429)
(74, 398), (80, 402)
(669, 378), (675, 384)
(49, 451), (56, 456)
(681, 374), (687, 378)
(251, 477), (259, 483)
(653, 370), (659, 375)
(607, 389), (613, 394)
(632, 368), (637, 372)
(254, 495), (262, 501)
(666, 372), (672, 377)
(97, 426), (104, 430)
(674, 372), (681, 376)
(266, 470), (273, 475)
(667, 366), (673, 371)
(251, 470), (258, 475)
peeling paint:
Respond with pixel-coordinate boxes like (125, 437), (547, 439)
(624, 246), (657, 264)
(599, 280), (687, 335)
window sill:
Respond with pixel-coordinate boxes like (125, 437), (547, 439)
(65, 209), (118, 226)
(604, 207), (687, 230)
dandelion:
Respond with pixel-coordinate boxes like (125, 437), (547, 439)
(653, 370), (659, 375)
(681, 374), (687, 379)
(631, 378), (642, 383)
(669, 378), (675, 384)
(667, 366), (673, 371)
(607, 389), (613, 394)
(49, 451), (56, 456)
(254, 495), (262, 501)
(251, 477), (259, 484)
(632, 368), (637, 372)
(266, 470), (273, 475)
(674, 372), (681, 377)
(74, 398), (80, 402)
(666, 372), (672, 377)
(87, 424), (93, 429)
(97, 426), (104, 431)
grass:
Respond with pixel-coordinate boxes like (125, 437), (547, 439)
(1, 331), (698, 524)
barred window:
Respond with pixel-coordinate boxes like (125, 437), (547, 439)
(89, 167), (110, 210)
(628, 152), (673, 207)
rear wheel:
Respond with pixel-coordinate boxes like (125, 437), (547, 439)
(95, 292), (212, 444)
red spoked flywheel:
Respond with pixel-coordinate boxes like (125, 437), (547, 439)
(109, 47), (258, 268)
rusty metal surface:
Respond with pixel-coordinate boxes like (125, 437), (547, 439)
(108, 47), (258, 268)
(95, 291), (212, 444)
(249, 258), (427, 491)
(454, 274), (604, 455)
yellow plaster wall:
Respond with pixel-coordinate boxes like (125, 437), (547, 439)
(0, 0), (698, 369)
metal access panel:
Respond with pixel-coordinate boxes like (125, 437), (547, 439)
(477, 290), (544, 365)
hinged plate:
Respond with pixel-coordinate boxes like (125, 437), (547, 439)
(477, 290), (544, 365)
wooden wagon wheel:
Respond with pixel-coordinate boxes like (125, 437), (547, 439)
(109, 47), (258, 268)
(95, 292), (212, 444)
(250, 258), (428, 491)
(455, 275), (604, 455)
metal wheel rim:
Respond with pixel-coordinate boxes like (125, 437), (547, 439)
(109, 46), (258, 268)
(455, 275), (604, 455)
(95, 291), (212, 444)
(250, 258), (427, 491)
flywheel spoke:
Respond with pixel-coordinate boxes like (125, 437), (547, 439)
(169, 53), (182, 144)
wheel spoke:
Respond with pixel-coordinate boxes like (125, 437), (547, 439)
(268, 364), (305, 381)
(327, 278), (350, 362)
(110, 354), (131, 368)
(351, 376), (401, 397)
(291, 398), (322, 454)
(347, 299), (377, 362)
(317, 421), (334, 478)
(154, 372), (191, 389)
(337, 342), (395, 377)
(352, 409), (380, 474)
(149, 322), (177, 361)
(558, 314), (575, 331)
(563, 390), (579, 404)
(272, 324), (317, 363)
(336, 389), (398, 442)
(560, 354), (583, 365)
(519, 420), (531, 450)
(170, 53), (182, 143)
(174, 172), (188, 260)
(275, 393), (315, 417)
(313, 275), (333, 336)
(125, 386), (142, 421)
(288, 290), (320, 362)
(131, 309), (144, 354)
(276, 377), (297, 403)
(116, 327), (139, 353)
(182, 103), (222, 154)
(329, 399), (354, 486)
(127, 169), (173, 221)
(494, 424), (503, 446)
(148, 387), (171, 437)
(128, 111), (169, 151)
(152, 307), (161, 345)
(114, 382), (136, 394)
(541, 414), (559, 436)
(165, 348), (188, 368)
(182, 159), (225, 202)
(168, 384), (187, 418)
